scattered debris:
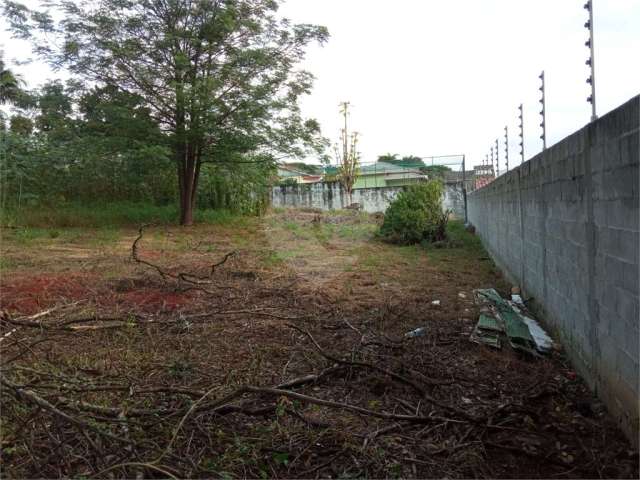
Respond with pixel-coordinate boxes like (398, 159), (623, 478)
(516, 309), (554, 353)
(404, 327), (427, 338)
(2, 211), (635, 480)
(458, 292), (467, 299)
(471, 288), (553, 355)
(511, 294), (524, 305)
(431, 300), (441, 306)
(470, 313), (502, 348)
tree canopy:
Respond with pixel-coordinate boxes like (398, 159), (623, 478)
(4, 0), (329, 224)
(376, 153), (452, 177)
(0, 53), (24, 105)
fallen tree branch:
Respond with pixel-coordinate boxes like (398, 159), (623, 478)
(131, 224), (236, 288)
(243, 385), (465, 424)
(0, 375), (133, 445)
(186, 308), (305, 321)
(285, 323), (478, 421)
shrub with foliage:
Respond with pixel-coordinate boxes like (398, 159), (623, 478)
(379, 181), (449, 244)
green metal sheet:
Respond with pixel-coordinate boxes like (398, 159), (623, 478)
(474, 289), (537, 354)
(470, 325), (501, 349)
(477, 313), (503, 332)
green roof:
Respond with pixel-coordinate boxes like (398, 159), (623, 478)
(325, 162), (421, 176)
(358, 162), (421, 174)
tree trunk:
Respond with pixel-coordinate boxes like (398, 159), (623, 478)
(177, 140), (200, 226)
(179, 181), (194, 226)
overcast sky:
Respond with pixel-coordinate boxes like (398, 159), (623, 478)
(2, 0), (639, 170)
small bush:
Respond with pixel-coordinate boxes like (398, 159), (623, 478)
(379, 181), (449, 245)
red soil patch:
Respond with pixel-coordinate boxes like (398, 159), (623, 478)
(0, 273), (98, 315)
(116, 288), (191, 313)
(1, 273), (196, 315)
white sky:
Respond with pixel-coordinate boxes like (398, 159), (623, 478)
(2, 0), (640, 169)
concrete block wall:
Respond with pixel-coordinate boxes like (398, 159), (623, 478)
(468, 95), (639, 443)
(271, 182), (466, 218)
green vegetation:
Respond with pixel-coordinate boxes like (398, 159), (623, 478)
(0, 54), (24, 106)
(1, 202), (246, 228)
(2, 1), (328, 225)
(280, 162), (323, 175)
(379, 180), (449, 245)
(279, 178), (298, 187)
(376, 153), (452, 177)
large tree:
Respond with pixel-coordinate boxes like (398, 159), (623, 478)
(5, 0), (328, 224)
(0, 54), (23, 104)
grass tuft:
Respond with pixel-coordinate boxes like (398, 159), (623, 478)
(1, 202), (247, 228)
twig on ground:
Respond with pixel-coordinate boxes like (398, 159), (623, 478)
(285, 323), (478, 421)
(0, 375), (133, 445)
(131, 224), (236, 289)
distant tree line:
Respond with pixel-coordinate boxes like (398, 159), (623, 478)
(2, 0), (328, 224)
(377, 153), (452, 177)
(1, 78), (279, 215)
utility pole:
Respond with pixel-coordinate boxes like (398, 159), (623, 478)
(518, 104), (525, 163)
(584, 0), (597, 121)
(539, 71), (547, 150)
(504, 126), (509, 172)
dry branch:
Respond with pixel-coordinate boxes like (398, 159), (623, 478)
(131, 224), (236, 289)
(0, 375), (133, 445)
(286, 323), (479, 421)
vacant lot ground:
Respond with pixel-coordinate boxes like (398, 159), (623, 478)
(1, 209), (637, 479)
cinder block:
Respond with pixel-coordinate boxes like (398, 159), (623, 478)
(610, 307), (629, 343)
(598, 275), (619, 311)
(603, 165), (639, 200)
(621, 262), (639, 298)
(617, 229), (640, 264)
(615, 287), (639, 324)
(599, 305), (618, 333)
(591, 169), (605, 201)
(567, 220), (587, 245)
(616, 349), (639, 394)
(598, 332), (617, 371)
(552, 157), (571, 181)
(620, 130), (639, 167)
(602, 139), (622, 171)
(625, 323), (639, 362)
(597, 227), (618, 258)
(591, 144), (606, 174)
(606, 255), (632, 289)
(593, 199), (608, 227)
(607, 199), (639, 231)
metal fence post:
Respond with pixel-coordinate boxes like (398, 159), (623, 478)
(462, 154), (468, 223)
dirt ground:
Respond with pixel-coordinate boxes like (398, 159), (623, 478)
(0, 209), (637, 479)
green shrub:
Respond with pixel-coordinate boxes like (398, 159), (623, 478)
(379, 181), (449, 245)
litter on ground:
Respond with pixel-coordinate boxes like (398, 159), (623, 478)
(511, 293), (524, 305)
(404, 326), (427, 338)
(510, 302), (555, 353)
(471, 288), (553, 355)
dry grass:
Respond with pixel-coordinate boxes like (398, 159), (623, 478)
(0, 210), (637, 479)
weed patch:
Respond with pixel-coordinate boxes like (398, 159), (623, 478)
(1, 202), (248, 228)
